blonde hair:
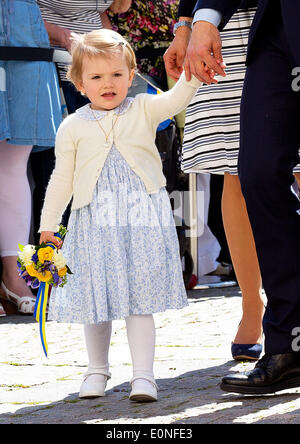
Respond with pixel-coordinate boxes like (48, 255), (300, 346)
(67, 29), (137, 89)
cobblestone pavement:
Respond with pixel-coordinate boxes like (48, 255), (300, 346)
(1, 286), (300, 424)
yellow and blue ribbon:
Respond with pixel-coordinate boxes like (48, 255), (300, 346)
(33, 232), (62, 357)
(34, 282), (50, 357)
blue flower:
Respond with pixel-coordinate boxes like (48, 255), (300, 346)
(32, 252), (38, 263)
(53, 273), (60, 286)
(32, 278), (40, 289)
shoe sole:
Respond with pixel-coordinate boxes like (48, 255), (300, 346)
(232, 355), (260, 362)
(129, 394), (157, 402)
(79, 392), (105, 399)
(0, 297), (35, 315)
(220, 376), (300, 395)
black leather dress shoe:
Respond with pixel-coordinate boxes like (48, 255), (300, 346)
(220, 353), (300, 394)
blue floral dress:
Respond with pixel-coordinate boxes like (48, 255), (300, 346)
(48, 99), (188, 324)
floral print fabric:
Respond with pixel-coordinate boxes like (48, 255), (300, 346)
(108, 0), (179, 87)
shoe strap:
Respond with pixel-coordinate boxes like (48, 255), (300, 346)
(84, 368), (111, 380)
(17, 296), (36, 310)
(1, 282), (35, 309)
(130, 376), (158, 390)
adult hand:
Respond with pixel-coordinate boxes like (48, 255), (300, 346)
(164, 25), (191, 81)
(44, 21), (73, 52)
(109, 0), (132, 13)
(184, 21), (226, 84)
(40, 232), (62, 249)
(100, 11), (113, 29)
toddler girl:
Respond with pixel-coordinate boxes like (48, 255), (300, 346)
(39, 29), (201, 402)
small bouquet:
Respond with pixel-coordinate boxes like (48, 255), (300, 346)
(17, 225), (72, 357)
(17, 225), (71, 290)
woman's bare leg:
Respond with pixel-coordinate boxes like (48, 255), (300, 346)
(222, 173), (265, 344)
(0, 141), (34, 299)
(294, 172), (300, 189)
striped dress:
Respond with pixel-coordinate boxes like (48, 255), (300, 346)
(182, 7), (300, 175)
(37, 0), (113, 81)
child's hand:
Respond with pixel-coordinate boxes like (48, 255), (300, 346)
(40, 231), (62, 249)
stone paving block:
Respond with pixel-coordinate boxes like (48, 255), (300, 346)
(1, 286), (300, 424)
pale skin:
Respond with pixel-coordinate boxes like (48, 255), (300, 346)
(164, 22), (264, 345)
(109, 0), (132, 14)
(222, 174), (264, 345)
(101, 11), (113, 30)
(184, 21), (226, 83)
(1, 144), (35, 302)
(164, 19), (226, 84)
(76, 52), (135, 111)
(43, 21), (73, 52)
(164, 18), (192, 81)
(40, 51), (135, 247)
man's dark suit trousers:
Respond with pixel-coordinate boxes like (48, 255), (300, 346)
(238, 1), (300, 354)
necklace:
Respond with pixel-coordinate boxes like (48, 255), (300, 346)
(91, 107), (120, 148)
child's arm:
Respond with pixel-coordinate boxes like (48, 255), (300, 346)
(39, 119), (76, 233)
(143, 71), (202, 128)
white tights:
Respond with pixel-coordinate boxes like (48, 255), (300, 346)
(84, 314), (156, 381)
(0, 141), (32, 257)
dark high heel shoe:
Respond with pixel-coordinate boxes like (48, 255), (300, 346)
(231, 342), (263, 361)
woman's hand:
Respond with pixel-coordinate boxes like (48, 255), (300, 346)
(40, 231), (62, 248)
(43, 20), (73, 52)
(100, 11), (112, 29)
(164, 24), (192, 81)
(109, 0), (132, 14)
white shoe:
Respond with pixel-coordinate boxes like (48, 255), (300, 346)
(79, 373), (108, 399)
(1, 281), (36, 315)
(129, 377), (158, 402)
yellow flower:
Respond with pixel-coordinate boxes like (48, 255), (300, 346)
(58, 266), (67, 277)
(35, 270), (52, 282)
(26, 264), (37, 277)
(38, 247), (54, 264)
